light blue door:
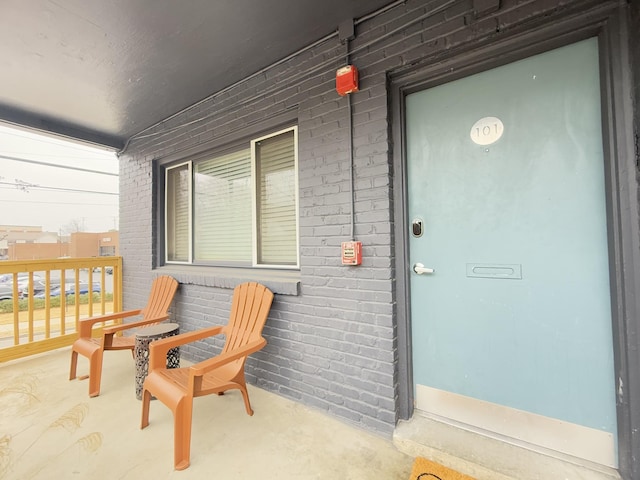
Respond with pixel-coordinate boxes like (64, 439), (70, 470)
(406, 38), (617, 454)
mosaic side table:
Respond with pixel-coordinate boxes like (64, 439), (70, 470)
(134, 322), (180, 400)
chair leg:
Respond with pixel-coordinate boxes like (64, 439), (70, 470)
(174, 396), (194, 470)
(69, 349), (78, 381)
(238, 384), (254, 416)
(141, 388), (152, 429)
(88, 349), (104, 397)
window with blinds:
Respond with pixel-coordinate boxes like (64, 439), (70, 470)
(194, 149), (252, 263)
(254, 129), (297, 265)
(166, 163), (191, 262)
(164, 126), (298, 268)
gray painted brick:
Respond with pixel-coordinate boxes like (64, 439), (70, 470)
(119, 0), (610, 439)
(329, 404), (363, 424)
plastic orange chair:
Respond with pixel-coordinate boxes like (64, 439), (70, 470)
(140, 281), (274, 470)
(69, 275), (179, 397)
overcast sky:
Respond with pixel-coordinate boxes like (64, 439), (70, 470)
(0, 124), (118, 234)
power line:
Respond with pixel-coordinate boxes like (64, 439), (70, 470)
(0, 154), (118, 176)
(0, 197), (116, 207)
(0, 181), (117, 196)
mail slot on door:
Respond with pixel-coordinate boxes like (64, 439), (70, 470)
(466, 263), (522, 280)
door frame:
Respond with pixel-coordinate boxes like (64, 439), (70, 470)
(390, 4), (640, 478)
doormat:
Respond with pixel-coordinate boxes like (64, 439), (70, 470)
(410, 457), (476, 480)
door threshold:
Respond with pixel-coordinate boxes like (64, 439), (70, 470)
(393, 412), (621, 480)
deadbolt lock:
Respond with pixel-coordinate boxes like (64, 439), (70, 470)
(412, 218), (423, 237)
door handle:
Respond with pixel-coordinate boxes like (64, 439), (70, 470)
(413, 263), (434, 275)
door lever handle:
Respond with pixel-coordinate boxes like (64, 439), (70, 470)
(413, 263), (434, 275)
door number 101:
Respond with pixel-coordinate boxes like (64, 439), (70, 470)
(470, 116), (504, 146)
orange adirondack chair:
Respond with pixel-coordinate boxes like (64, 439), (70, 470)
(140, 281), (274, 470)
(69, 275), (179, 397)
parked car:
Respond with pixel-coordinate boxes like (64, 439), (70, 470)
(36, 282), (101, 298)
(1, 276), (47, 301)
(0, 273), (43, 285)
(92, 266), (114, 274)
(0, 274), (44, 299)
(67, 282), (101, 295)
(20, 279), (61, 298)
(0, 284), (14, 301)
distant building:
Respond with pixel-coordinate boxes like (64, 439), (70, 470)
(0, 225), (119, 260)
(69, 231), (119, 257)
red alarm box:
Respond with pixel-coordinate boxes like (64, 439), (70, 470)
(341, 241), (362, 265)
(336, 65), (359, 96)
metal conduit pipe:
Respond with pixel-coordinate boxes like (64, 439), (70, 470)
(346, 40), (356, 242)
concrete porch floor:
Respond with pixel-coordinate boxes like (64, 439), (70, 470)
(0, 348), (414, 480)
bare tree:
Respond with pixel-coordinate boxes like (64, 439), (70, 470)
(61, 218), (86, 235)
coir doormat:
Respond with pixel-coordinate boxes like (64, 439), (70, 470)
(410, 457), (476, 480)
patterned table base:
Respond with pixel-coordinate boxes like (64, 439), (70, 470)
(134, 324), (180, 400)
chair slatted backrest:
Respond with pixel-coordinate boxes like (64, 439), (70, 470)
(140, 276), (179, 319)
(222, 282), (274, 354)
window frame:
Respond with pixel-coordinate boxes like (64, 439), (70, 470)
(251, 126), (300, 269)
(164, 161), (193, 264)
(163, 126), (299, 269)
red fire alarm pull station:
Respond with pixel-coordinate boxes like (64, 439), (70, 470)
(341, 241), (362, 265)
(336, 65), (359, 96)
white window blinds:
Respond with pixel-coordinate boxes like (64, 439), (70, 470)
(164, 126), (298, 268)
(254, 129), (297, 265)
(194, 149), (252, 262)
(166, 163), (191, 262)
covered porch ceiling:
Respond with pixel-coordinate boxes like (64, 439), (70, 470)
(0, 0), (394, 150)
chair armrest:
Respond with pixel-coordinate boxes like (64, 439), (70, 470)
(102, 314), (170, 335)
(190, 337), (266, 377)
(78, 309), (143, 337)
(186, 337), (266, 394)
(148, 325), (225, 371)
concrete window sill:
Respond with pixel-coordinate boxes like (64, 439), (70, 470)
(153, 265), (300, 296)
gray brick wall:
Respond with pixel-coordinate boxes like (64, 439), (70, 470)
(118, 0), (628, 436)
